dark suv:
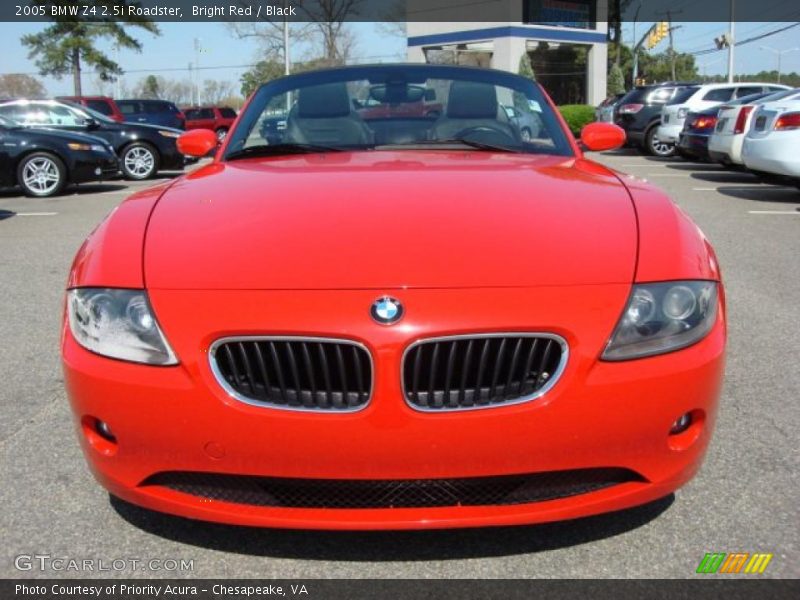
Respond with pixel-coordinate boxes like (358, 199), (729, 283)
(116, 99), (185, 130)
(614, 82), (699, 157)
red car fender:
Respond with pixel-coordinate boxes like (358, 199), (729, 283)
(622, 179), (722, 283)
(67, 183), (172, 289)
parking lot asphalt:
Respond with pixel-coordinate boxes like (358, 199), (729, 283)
(0, 152), (798, 579)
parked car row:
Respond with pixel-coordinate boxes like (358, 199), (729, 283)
(610, 81), (789, 157)
(601, 82), (800, 188)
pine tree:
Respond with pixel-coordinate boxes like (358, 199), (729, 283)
(21, 1), (160, 96)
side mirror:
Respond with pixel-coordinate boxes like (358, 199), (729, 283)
(83, 117), (99, 129)
(177, 128), (218, 158)
(579, 122), (626, 152)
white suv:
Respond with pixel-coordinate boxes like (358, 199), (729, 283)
(657, 83), (788, 145)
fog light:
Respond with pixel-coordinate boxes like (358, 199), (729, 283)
(96, 420), (116, 442)
(94, 167), (102, 176)
(669, 412), (692, 435)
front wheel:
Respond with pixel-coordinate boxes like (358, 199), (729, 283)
(121, 143), (159, 180)
(17, 152), (67, 197)
(645, 126), (676, 157)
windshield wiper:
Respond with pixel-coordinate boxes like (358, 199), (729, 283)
(379, 138), (521, 153)
(226, 143), (348, 160)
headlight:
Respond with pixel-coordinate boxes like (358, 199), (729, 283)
(67, 288), (178, 365)
(602, 281), (718, 361)
(159, 130), (181, 138)
(67, 143), (107, 153)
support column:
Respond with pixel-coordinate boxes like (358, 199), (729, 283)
(586, 42), (608, 105)
(491, 36), (527, 73)
(406, 45), (426, 63)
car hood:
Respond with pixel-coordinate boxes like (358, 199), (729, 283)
(144, 151), (637, 290)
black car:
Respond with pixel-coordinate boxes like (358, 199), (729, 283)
(0, 100), (189, 180)
(0, 115), (118, 197)
(614, 82), (698, 157)
(677, 106), (721, 162)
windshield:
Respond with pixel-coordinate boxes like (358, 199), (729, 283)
(667, 87), (699, 105)
(60, 101), (116, 124)
(0, 115), (18, 128)
(225, 65), (574, 158)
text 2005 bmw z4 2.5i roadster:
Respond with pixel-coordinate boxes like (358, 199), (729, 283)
(62, 65), (725, 530)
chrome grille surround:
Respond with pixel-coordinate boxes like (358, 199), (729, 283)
(209, 336), (373, 413)
(401, 333), (569, 412)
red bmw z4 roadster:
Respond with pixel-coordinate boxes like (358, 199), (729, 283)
(62, 65), (725, 530)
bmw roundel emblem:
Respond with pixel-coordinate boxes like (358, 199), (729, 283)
(370, 296), (403, 325)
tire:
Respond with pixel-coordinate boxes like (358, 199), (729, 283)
(215, 128), (228, 142)
(644, 125), (676, 157)
(120, 142), (159, 180)
(520, 127), (533, 142)
(17, 152), (67, 197)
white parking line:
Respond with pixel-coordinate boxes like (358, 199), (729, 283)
(748, 210), (800, 215)
(16, 212), (58, 216)
(692, 186), (794, 191)
(620, 163), (668, 167)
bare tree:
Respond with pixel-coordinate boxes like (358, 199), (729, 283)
(299, 0), (362, 65)
(0, 74), (47, 99)
(227, 0), (312, 73)
(202, 80), (235, 105)
(131, 76), (193, 105)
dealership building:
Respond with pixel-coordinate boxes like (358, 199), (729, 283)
(406, 0), (608, 106)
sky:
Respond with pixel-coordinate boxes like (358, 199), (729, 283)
(0, 21), (798, 97)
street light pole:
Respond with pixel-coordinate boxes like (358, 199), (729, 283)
(727, 0), (735, 83)
(193, 38), (201, 105)
(759, 46), (799, 83)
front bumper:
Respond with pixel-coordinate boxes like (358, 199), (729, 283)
(70, 155), (120, 183)
(62, 286), (726, 530)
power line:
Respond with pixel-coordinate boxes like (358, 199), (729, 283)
(3, 54), (406, 77)
(689, 22), (800, 56)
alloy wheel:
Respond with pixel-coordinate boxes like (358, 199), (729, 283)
(124, 146), (156, 178)
(22, 157), (61, 196)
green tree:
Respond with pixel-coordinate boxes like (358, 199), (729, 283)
(518, 53), (535, 80)
(607, 63), (625, 96)
(21, 0), (160, 96)
(142, 74), (160, 99)
(240, 60), (284, 98)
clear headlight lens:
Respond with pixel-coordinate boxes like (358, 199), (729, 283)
(158, 130), (181, 138)
(67, 288), (178, 365)
(602, 281), (718, 361)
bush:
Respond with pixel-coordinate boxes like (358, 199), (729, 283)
(558, 104), (596, 137)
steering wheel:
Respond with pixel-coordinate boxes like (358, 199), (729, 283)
(454, 125), (518, 144)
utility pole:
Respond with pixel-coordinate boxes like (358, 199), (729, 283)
(114, 45), (121, 98)
(656, 9), (682, 81)
(283, 16), (291, 76)
(193, 38), (201, 106)
(727, 0), (735, 83)
(759, 46), (799, 83)
(631, 2), (643, 84)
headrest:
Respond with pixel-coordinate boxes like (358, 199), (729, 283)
(446, 81), (498, 119)
(297, 83), (352, 118)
